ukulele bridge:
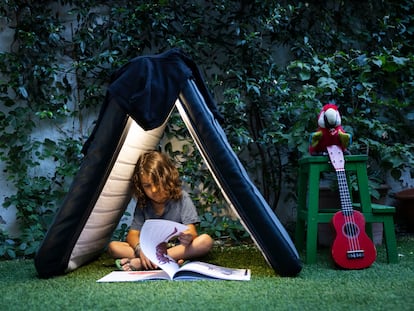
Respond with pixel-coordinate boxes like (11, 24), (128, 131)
(347, 250), (365, 259)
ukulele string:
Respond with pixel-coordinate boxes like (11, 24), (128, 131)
(337, 170), (361, 252)
(336, 170), (354, 252)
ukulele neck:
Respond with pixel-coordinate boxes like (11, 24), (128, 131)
(326, 145), (354, 216)
(335, 169), (354, 216)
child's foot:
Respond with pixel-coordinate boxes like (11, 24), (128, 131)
(115, 258), (142, 271)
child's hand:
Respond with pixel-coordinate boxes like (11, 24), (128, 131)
(140, 252), (158, 270)
(178, 231), (194, 246)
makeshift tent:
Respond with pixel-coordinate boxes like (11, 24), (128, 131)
(34, 49), (302, 278)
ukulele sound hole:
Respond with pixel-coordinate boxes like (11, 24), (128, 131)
(342, 222), (360, 238)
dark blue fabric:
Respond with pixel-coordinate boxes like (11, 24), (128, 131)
(83, 48), (222, 155)
(178, 80), (303, 277)
(108, 49), (187, 130)
(109, 48), (222, 130)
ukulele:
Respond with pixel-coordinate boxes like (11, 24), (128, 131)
(327, 145), (376, 269)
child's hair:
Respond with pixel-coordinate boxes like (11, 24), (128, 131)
(132, 151), (182, 208)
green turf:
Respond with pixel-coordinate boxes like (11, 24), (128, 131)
(1, 236), (413, 311)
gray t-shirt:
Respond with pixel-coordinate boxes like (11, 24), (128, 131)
(130, 190), (200, 231)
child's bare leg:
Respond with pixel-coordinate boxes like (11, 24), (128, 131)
(117, 258), (142, 271)
(167, 233), (213, 261)
(107, 241), (135, 258)
(108, 241), (142, 270)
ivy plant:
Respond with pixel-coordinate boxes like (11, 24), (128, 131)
(0, 0), (413, 258)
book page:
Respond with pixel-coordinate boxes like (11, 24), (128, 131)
(140, 219), (188, 279)
(175, 261), (251, 281)
(97, 219), (252, 282)
(97, 270), (170, 282)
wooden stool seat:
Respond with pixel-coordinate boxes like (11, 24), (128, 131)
(295, 154), (398, 264)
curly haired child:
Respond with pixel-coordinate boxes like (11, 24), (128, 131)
(108, 150), (213, 271)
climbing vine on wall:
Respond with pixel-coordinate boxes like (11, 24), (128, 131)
(0, 0), (413, 258)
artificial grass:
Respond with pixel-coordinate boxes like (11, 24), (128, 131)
(1, 236), (413, 311)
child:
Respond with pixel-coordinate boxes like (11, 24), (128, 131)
(108, 150), (213, 271)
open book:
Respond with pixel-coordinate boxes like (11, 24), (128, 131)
(97, 219), (250, 282)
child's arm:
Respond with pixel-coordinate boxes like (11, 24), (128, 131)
(126, 229), (157, 269)
(178, 224), (198, 246)
(126, 229), (140, 254)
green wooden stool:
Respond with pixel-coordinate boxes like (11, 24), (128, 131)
(295, 154), (398, 264)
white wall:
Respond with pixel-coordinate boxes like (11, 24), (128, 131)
(0, 15), (17, 235)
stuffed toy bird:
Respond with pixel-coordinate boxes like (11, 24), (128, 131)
(309, 103), (352, 155)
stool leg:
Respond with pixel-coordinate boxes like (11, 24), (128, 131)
(305, 220), (318, 264)
(366, 222), (374, 240)
(382, 218), (398, 263)
(295, 167), (308, 251)
(304, 166), (321, 264)
(295, 220), (305, 251)
(354, 161), (372, 215)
